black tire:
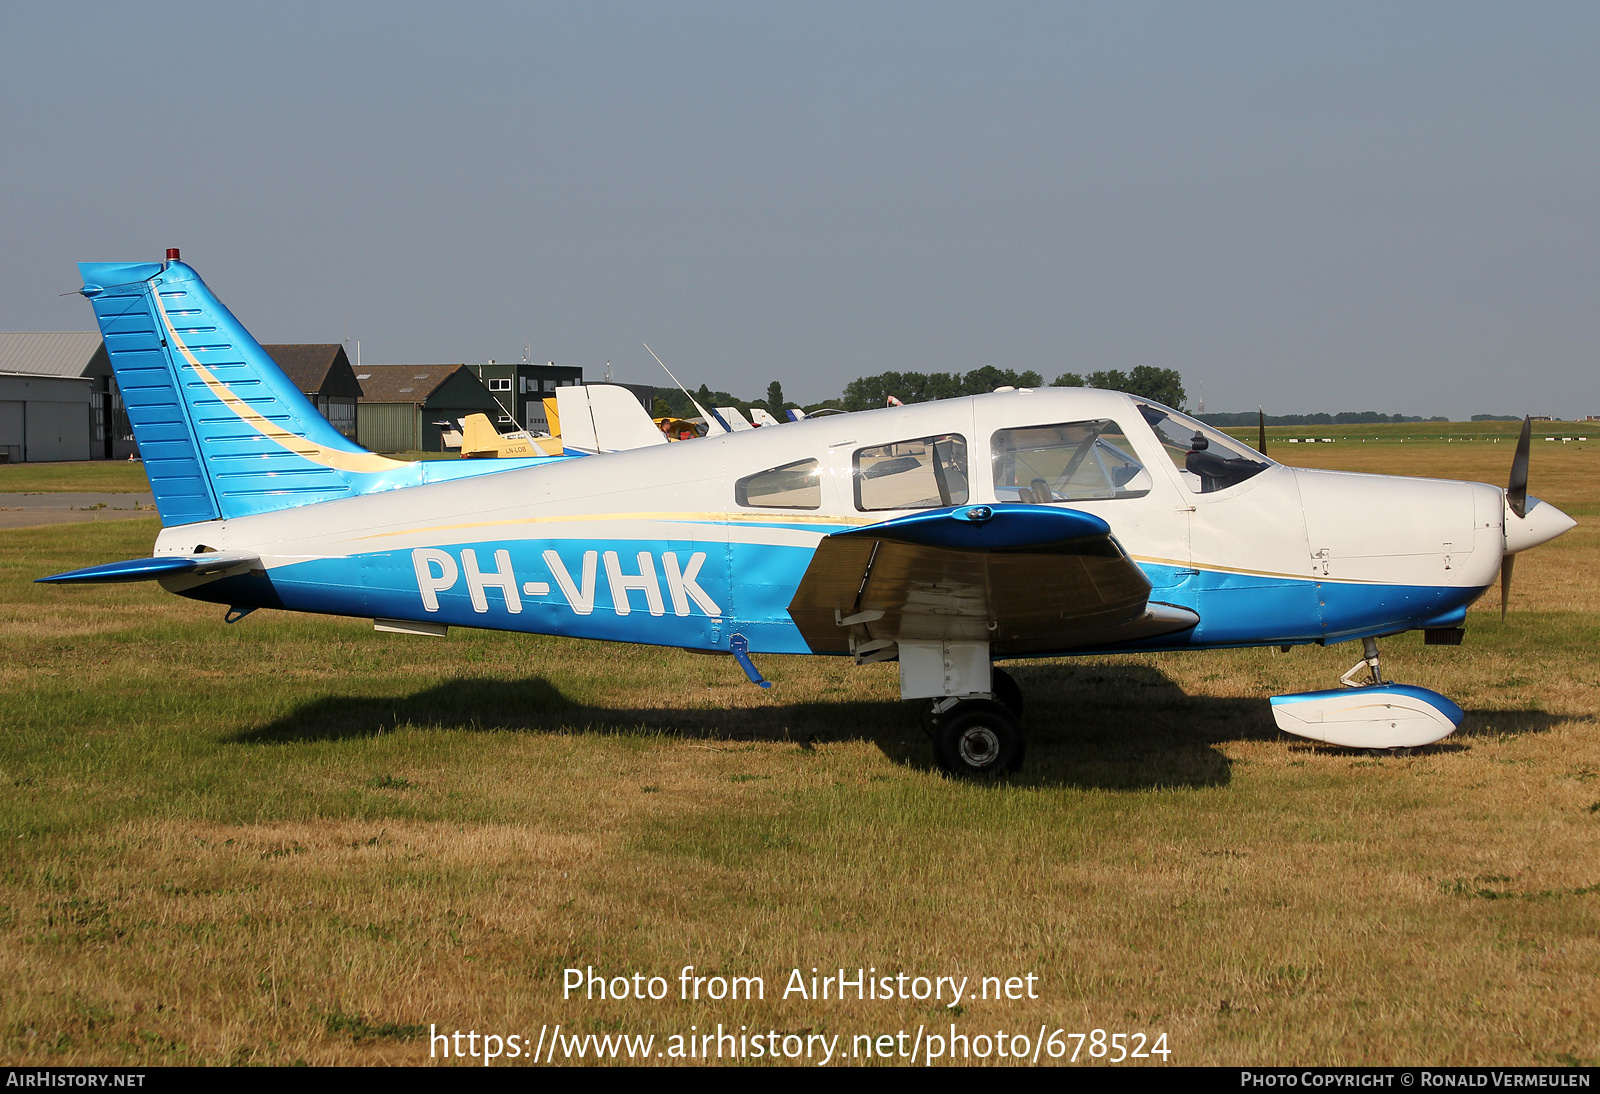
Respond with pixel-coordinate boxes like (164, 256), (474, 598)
(933, 700), (1025, 777)
(991, 667), (1024, 718)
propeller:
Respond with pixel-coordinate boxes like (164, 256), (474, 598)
(1506, 415), (1530, 519)
(1257, 407), (1266, 456)
(1501, 416), (1531, 621)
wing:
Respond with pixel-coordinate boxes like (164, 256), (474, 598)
(786, 504), (1197, 656)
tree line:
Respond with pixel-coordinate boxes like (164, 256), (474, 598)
(1198, 410), (1449, 426)
(646, 374), (1484, 428)
(644, 367), (1495, 426)
(650, 366), (1188, 420)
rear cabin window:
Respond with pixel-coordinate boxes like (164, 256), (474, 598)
(991, 420), (1152, 502)
(735, 458), (821, 510)
(853, 435), (969, 511)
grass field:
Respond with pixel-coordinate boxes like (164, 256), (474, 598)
(0, 435), (1595, 1066)
(0, 462), (151, 494)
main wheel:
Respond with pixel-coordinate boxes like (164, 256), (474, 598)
(991, 667), (1024, 719)
(933, 700), (1025, 777)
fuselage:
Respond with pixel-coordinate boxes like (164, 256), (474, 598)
(151, 388), (1508, 657)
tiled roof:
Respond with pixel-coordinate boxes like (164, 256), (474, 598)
(352, 363), (468, 403)
(263, 344), (349, 395)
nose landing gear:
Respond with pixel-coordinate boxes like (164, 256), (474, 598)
(1339, 637), (1387, 688)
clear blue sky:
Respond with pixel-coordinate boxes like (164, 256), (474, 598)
(2, 2), (1596, 417)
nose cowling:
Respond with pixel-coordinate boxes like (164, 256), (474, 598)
(1504, 494), (1577, 555)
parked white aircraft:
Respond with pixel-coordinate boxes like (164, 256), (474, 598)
(43, 257), (1576, 774)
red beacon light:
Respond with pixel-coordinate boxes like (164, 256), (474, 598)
(166, 248), (180, 261)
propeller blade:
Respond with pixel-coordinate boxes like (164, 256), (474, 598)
(1507, 415), (1531, 519)
(1257, 407), (1266, 456)
(1500, 553), (1515, 621)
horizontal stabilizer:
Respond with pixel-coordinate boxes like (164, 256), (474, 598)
(37, 552), (260, 584)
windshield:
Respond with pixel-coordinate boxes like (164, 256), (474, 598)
(1136, 402), (1271, 493)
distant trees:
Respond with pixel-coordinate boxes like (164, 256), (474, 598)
(649, 363), (1194, 421)
(653, 384), (758, 420)
(839, 367), (1044, 412)
(1199, 410), (1444, 427)
(1051, 367), (1186, 409)
(643, 367), (1460, 427)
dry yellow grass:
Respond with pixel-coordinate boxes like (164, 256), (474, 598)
(0, 440), (1595, 1066)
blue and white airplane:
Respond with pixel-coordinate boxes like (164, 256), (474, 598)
(41, 255), (1577, 774)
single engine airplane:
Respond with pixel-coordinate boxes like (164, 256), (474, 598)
(41, 255), (1577, 774)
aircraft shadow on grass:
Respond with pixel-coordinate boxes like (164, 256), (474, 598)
(229, 664), (1572, 792)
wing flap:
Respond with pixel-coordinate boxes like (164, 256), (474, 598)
(787, 504), (1197, 655)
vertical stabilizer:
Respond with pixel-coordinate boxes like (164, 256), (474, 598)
(79, 258), (408, 525)
(77, 257), (564, 527)
(554, 384), (668, 454)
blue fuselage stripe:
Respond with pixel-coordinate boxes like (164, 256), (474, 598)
(181, 539), (1485, 655)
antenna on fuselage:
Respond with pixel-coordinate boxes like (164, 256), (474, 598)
(643, 343), (727, 435)
(1257, 407), (1266, 456)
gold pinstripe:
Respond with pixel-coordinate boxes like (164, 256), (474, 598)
(153, 289), (410, 475)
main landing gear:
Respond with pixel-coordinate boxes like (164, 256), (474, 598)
(924, 687), (1026, 777)
(896, 641), (1026, 777)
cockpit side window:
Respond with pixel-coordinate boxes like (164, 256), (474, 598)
(991, 420), (1152, 502)
(736, 458), (822, 510)
(1136, 402), (1271, 493)
(853, 434), (969, 511)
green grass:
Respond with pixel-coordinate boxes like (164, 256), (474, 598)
(0, 462), (150, 493)
(0, 449), (1595, 1067)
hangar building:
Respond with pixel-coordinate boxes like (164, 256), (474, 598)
(262, 344), (363, 440)
(0, 332), (133, 462)
(465, 361), (584, 433)
(353, 364), (502, 453)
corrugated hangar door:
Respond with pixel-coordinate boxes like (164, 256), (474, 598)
(0, 401), (21, 462)
(24, 401), (92, 462)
